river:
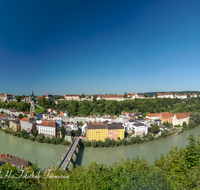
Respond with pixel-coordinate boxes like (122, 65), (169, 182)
(1, 126), (200, 169)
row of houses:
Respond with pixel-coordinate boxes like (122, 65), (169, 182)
(146, 112), (192, 126)
(156, 92), (198, 99)
(0, 93), (16, 102)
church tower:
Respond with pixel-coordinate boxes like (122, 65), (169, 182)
(30, 91), (35, 115)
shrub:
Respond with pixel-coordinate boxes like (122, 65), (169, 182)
(5, 129), (9, 133)
(161, 130), (167, 138)
(147, 133), (153, 141)
(36, 134), (45, 143)
(110, 139), (116, 147)
(57, 137), (62, 144)
(50, 137), (57, 144)
(17, 133), (21, 137)
(45, 137), (51, 143)
(120, 139), (127, 146)
(135, 135), (141, 143)
(84, 140), (90, 147)
(91, 140), (97, 148)
(12, 131), (17, 136)
(130, 137), (136, 144)
(25, 134), (30, 139)
(30, 136), (35, 141)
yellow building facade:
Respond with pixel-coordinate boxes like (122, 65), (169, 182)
(87, 125), (108, 141)
(87, 123), (124, 141)
(9, 120), (21, 131)
(117, 128), (124, 139)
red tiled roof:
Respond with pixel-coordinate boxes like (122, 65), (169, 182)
(146, 113), (159, 117)
(160, 112), (174, 117)
(164, 92), (173, 95)
(131, 93), (137, 96)
(158, 93), (163, 96)
(36, 96), (43, 99)
(101, 95), (124, 98)
(176, 112), (192, 119)
(39, 120), (58, 128)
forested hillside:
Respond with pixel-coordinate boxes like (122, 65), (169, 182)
(37, 97), (200, 116)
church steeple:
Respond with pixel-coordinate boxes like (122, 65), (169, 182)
(30, 91), (35, 115)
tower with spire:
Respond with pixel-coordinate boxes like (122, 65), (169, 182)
(30, 91), (35, 115)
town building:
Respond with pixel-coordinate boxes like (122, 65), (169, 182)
(36, 96), (44, 99)
(20, 118), (36, 133)
(0, 93), (15, 102)
(64, 94), (80, 100)
(163, 92), (174, 98)
(191, 93), (197, 98)
(97, 94), (124, 101)
(21, 96), (31, 103)
(181, 93), (187, 99)
(130, 93), (138, 99)
(107, 123), (124, 140)
(146, 113), (159, 120)
(173, 112), (192, 126)
(9, 120), (20, 131)
(158, 93), (163, 98)
(38, 120), (61, 138)
(87, 124), (108, 141)
(159, 112), (174, 124)
(46, 93), (53, 100)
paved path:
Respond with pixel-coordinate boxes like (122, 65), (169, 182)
(35, 104), (44, 110)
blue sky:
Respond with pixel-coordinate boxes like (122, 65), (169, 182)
(0, 0), (200, 95)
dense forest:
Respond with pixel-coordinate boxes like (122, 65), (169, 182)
(1, 134), (200, 189)
(37, 96), (200, 116)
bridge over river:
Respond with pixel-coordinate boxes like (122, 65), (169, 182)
(59, 137), (81, 171)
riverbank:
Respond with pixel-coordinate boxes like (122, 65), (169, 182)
(82, 127), (182, 148)
(0, 127), (71, 146)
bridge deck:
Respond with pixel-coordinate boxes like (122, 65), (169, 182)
(59, 138), (80, 170)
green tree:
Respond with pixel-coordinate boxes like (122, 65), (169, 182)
(21, 129), (27, 138)
(16, 96), (21, 103)
(18, 113), (23, 119)
(124, 92), (127, 98)
(57, 137), (62, 144)
(61, 126), (66, 139)
(182, 121), (187, 129)
(161, 130), (167, 138)
(152, 124), (159, 133)
(33, 129), (38, 137)
(80, 94), (85, 98)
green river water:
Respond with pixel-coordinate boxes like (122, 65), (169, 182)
(1, 126), (200, 169)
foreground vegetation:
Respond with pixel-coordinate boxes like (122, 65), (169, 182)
(1, 134), (200, 189)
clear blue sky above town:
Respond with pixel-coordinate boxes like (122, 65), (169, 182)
(1, 0), (200, 95)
